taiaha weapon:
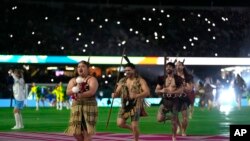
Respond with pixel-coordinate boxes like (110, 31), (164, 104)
(164, 56), (167, 82)
(123, 54), (130, 64)
(182, 59), (185, 64)
(162, 55), (168, 123)
(163, 56), (168, 95)
(87, 56), (90, 63)
(163, 55), (169, 99)
(164, 56), (169, 81)
(106, 47), (126, 128)
(173, 58), (177, 64)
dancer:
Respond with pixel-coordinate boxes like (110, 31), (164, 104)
(64, 60), (99, 141)
(233, 74), (246, 110)
(215, 79), (223, 109)
(112, 63), (150, 141)
(175, 60), (194, 136)
(155, 62), (183, 141)
(204, 77), (214, 111)
(197, 81), (206, 110)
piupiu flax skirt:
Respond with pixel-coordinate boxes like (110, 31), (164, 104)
(64, 98), (98, 136)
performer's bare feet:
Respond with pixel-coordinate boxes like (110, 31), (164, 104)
(177, 126), (180, 134)
(181, 129), (186, 136)
(172, 136), (176, 141)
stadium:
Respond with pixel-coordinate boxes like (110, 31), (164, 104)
(0, 0), (250, 141)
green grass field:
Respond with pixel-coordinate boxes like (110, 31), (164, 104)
(1, 106), (250, 135)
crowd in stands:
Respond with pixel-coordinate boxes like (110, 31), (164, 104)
(1, 1), (250, 57)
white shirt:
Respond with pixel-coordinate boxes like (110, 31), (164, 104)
(11, 73), (26, 101)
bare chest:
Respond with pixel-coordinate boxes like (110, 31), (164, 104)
(126, 79), (136, 91)
(165, 77), (176, 88)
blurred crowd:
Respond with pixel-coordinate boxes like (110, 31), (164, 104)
(1, 1), (250, 57)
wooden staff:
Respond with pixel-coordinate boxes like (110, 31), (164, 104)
(182, 59), (185, 64)
(87, 56), (90, 63)
(106, 47), (126, 128)
(123, 54), (130, 64)
(164, 56), (167, 82)
(163, 56), (169, 83)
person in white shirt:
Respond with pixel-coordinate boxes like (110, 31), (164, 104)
(9, 69), (26, 130)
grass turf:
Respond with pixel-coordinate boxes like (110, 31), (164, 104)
(1, 106), (250, 135)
